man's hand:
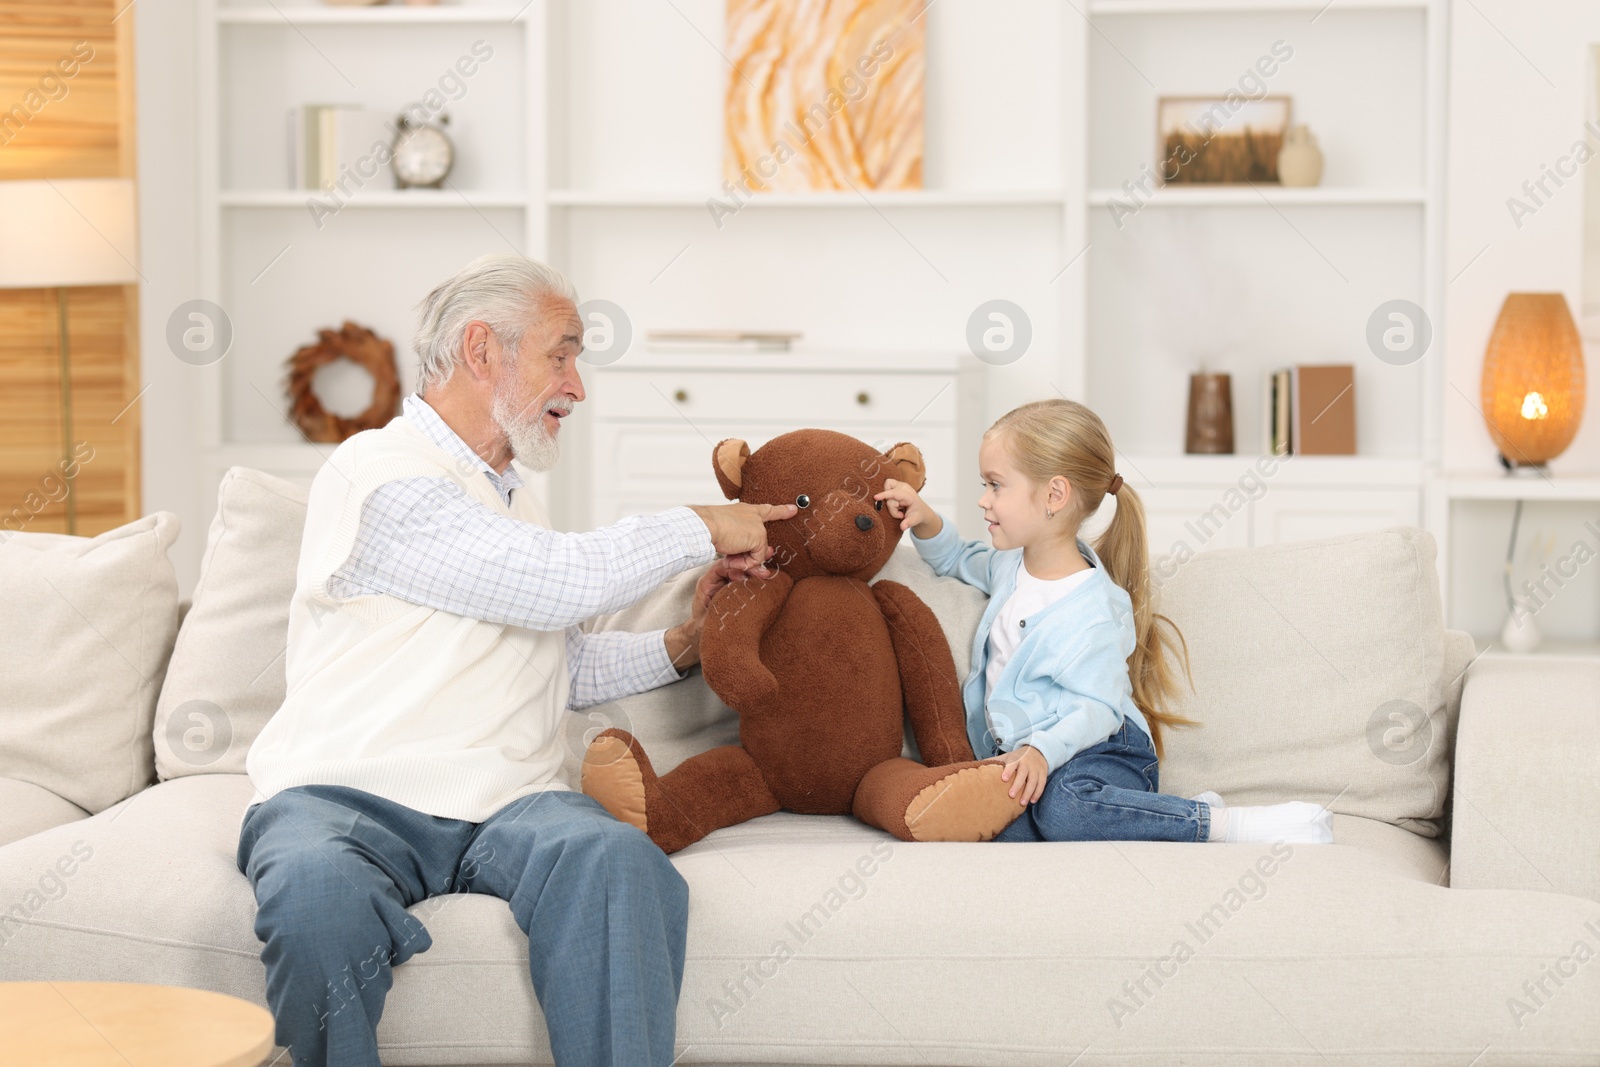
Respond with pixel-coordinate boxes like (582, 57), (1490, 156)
(998, 745), (1050, 805)
(664, 555), (777, 671)
(687, 502), (798, 565)
(875, 478), (941, 539)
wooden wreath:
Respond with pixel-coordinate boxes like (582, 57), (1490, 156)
(285, 321), (401, 443)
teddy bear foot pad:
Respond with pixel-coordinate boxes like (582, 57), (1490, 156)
(581, 734), (649, 834)
(904, 763), (1024, 842)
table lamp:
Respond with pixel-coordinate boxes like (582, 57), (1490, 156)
(0, 178), (140, 534)
(1479, 292), (1585, 474)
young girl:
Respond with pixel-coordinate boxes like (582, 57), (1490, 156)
(875, 398), (1334, 845)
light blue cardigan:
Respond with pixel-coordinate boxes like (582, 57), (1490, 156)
(909, 514), (1154, 773)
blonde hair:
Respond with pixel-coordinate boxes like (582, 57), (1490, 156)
(986, 398), (1197, 758)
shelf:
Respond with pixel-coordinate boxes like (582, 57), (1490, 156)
(1088, 0), (1428, 13)
(219, 190), (527, 208)
(1437, 475), (1600, 502)
(1087, 187), (1428, 207)
(545, 189), (1064, 208)
(217, 5), (526, 25)
(1122, 454), (1424, 487)
(1473, 637), (1600, 662)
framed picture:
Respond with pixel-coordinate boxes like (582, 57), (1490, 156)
(723, 0), (924, 193)
(1156, 95), (1292, 184)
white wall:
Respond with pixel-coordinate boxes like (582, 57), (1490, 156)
(1444, 0), (1600, 640)
(1446, 0), (1600, 473)
(135, 0), (204, 595)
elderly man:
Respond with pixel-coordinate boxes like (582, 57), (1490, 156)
(235, 253), (796, 1067)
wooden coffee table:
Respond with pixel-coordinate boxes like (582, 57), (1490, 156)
(0, 981), (275, 1066)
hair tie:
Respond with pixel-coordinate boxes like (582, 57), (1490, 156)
(1108, 473), (1124, 495)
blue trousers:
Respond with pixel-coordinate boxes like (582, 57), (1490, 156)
(994, 720), (1213, 843)
(235, 784), (689, 1067)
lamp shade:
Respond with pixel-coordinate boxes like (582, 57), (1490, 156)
(0, 178), (139, 289)
(1480, 292), (1586, 467)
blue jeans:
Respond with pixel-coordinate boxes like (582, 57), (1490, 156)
(235, 784), (688, 1067)
(994, 720), (1212, 843)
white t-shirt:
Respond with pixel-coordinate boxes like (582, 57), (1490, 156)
(985, 556), (1096, 703)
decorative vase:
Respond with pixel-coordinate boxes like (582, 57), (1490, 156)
(1277, 125), (1323, 188)
(1500, 608), (1543, 654)
(1185, 373), (1234, 454)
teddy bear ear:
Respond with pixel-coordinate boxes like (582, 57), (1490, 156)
(882, 441), (926, 493)
(712, 438), (751, 500)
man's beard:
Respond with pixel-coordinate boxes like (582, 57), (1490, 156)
(490, 375), (568, 473)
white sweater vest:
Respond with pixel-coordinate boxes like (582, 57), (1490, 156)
(245, 415), (571, 822)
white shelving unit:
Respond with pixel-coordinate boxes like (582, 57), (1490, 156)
(1084, 187), (1428, 207)
(545, 189), (1065, 207)
(1058, 0), (1448, 554)
(216, 190), (529, 208)
(193, 0), (1448, 550)
(1476, 638), (1600, 662)
(195, 0), (548, 523)
(1426, 474), (1600, 631)
(1087, 0), (1428, 12)
(194, 0), (1070, 536)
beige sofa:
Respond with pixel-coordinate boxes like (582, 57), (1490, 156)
(2, 466), (1597, 1067)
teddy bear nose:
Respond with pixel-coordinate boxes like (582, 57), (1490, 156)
(855, 514), (873, 531)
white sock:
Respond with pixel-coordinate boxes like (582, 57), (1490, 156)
(1187, 791), (1227, 841)
(1219, 800), (1334, 845)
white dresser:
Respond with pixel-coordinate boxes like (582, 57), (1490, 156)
(582, 350), (984, 538)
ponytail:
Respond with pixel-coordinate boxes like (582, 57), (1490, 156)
(1092, 480), (1196, 760)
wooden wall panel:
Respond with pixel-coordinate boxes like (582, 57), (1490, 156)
(0, 0), (140, 536)
(0, 1), (125, 179)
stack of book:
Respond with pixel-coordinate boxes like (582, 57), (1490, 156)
(1262, 364), (1356, 456)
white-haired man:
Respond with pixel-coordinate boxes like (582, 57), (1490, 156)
(236, 254), (796, 1067)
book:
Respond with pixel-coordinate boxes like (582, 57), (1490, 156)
(1289, 363), (1356, 455)
(290, 105), (397, 193)
(1262, 369), (1292, 455)
(1273, 368), (1291, 456)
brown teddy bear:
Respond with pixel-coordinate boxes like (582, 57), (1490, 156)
(581, 428), (1023, 853)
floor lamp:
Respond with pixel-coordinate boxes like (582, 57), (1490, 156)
(0, 179), (140, 535)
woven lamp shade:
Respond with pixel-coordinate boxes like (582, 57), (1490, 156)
(1479, 293), (1586, 467)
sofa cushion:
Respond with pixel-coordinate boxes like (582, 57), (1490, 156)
(1, 773), (1592, 1066)
(153, 468), (308, 779)
(0, 512), (181, 814)
(0, 777), (89, 848)
(1152, 526), (1454, 838)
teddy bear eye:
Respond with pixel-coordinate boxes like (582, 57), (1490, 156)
(873, 498), (883, 511)
(795, 494), (810, 508)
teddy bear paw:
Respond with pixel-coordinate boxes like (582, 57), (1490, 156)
(904, 762), (1024, 843)
(581, 728), (650, 835)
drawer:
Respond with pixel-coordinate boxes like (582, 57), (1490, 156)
(1252, 488), (1419, 546)
(592, 371), (957, 425)
(595, 424), (959, 492)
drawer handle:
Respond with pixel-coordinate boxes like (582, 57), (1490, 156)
(674, 389), (688, 403)
(856, 391), (870, 406)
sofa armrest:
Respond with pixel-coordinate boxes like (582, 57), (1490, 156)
(1450, 657), (1600, 903)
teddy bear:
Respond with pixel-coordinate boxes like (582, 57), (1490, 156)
(580, 428), (1024, 853)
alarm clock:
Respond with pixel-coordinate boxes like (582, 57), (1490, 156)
(390, 113), (454, 190)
